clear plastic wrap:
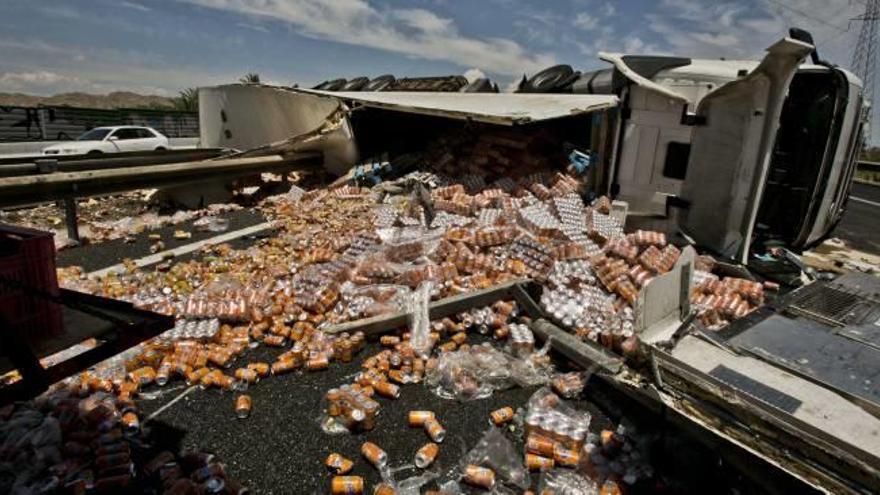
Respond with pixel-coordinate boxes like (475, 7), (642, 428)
(461, 428), (530, 490)
(538, 470), (598, 495)
(551, 371), (588, 399)
(425, 343), (552, 401)
(409, 281), (435, 359)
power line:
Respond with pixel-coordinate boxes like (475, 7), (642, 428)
(765, 0), (850, 32)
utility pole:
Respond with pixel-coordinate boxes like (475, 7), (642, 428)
(852, 0), (880, 141)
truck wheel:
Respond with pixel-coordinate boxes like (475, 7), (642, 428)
(155, 146), (167, 150)
(87, 150), (103, 154)
(519, 64), (579, 93)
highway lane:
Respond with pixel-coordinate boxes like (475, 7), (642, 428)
(836, 182), (880, 254)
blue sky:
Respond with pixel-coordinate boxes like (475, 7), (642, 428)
(0, 0), (864, 96)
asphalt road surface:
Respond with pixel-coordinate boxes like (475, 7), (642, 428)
(837, 182), (880, 254)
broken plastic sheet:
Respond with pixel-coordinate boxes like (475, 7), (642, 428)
(409, 281), (435, 358)
(425, 342), (553, 401)
(375, 225), (445, 262)
(538, 470), (599, 495)
(331, 283), (412, 322)
(461, 427), (531, 491)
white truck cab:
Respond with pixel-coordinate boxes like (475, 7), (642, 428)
(588, 39), (865, 263)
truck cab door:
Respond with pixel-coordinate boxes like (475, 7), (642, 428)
(677, 38), (814, 263)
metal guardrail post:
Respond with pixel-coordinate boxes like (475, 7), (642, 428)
(63, 197), (80, 245)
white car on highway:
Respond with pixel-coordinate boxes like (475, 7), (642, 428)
(41, 126), (170, 155)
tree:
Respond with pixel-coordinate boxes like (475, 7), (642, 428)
(239, 73), (261, 84)
(174, 88), (199, 112)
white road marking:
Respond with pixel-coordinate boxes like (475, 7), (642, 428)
(145, 385), (197, 423)
(88, 221), (274, 277)
(851, 196), (880, 208)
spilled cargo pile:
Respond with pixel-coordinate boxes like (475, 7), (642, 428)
(0, 390), (244, 494)
(3, 126), (777, 493)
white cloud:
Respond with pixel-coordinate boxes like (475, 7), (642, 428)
(601, 3), (616, 17)
(182, 0), (555, 75)
(0, 70), (85, 92)
(463, 68), (486, 83)
(649, 0), (860, 65)
(392, 9), (454, 34)
(119, 1), (152, 12)
(573, 13), (598, 31)
(236, 22), (269, 33)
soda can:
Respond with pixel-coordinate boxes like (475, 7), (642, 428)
(361, 441), (388, 468)
(525, 453), (555, 471)
(234, 368), (258, 383)
(325, 453), (354, 475)
(553, 444), (580, 467)
(424, 417), (446, 443)
(526, 433), (557, 457)
(331, 476), (364, 495)
(235, 395), (252, 419)
(414, 442), (439, 468)
(373, 381), (400, 399)
(271, 358), (298, 375)
(306, 355), (329, 371)
(246, 362), (270, 377)
(462, 465), (495, 489)
(489, 406), (514, 426)
(408, 410), (434, 427)
(120, 411), (140, 434)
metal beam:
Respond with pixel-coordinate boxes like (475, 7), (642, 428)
(0, 148), (226, 174)
(324, 280), (526, 335)
(0, 153), (322, 208)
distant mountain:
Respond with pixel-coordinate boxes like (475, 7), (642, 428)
(0, 91), (176, 109)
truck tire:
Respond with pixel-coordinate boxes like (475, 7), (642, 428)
(313, 78), (347, 91)
(518, 64), (580, 93)
(341, 77), (369, 91)
(364, 74), (395, 91)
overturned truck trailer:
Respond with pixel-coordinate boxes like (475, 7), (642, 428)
(200, 37), (876, 493)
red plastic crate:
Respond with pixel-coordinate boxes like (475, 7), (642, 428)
(0, 224), (63, 340)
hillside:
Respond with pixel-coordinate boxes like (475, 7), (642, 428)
(0, 91), (176, 109)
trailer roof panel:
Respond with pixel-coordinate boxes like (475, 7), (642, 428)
(299, 90), (619, 125)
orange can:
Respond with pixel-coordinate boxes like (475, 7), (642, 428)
(373, 381), (400, 399)
(306, 355), (329, 371)
(463, 465), (495, 489)
(525, 453), (555, 471)
(414, 442), (439, 468)
(424, 417), (446, 443)
(234, 368), (258, 383)
(121, 411), (140, 434)
(489, 406), (514, 426)
(361, 441), (388, 468)
(526, 433), (557, 457)
(600, 480), (622, 495)
(271, 358), (298, 375)
(408, 410), (434, 427)
(553, 444), (580, 467)
(331, 476), (364, 495)
(235, 395), (252, 419)
(247, 362), (270, 377)
(325, 453), (354, 475)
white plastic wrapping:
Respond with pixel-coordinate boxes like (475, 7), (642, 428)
(409, 281), (435, 358)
